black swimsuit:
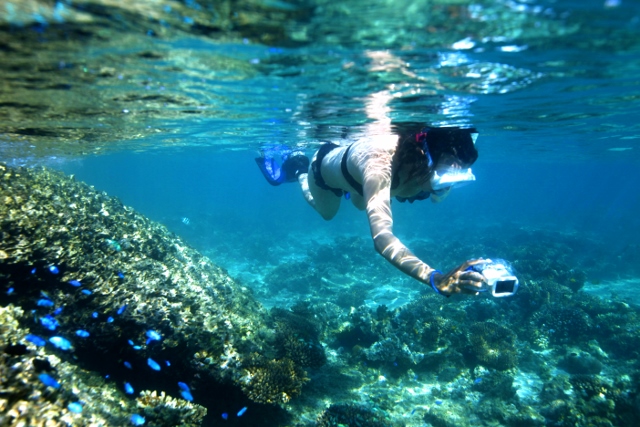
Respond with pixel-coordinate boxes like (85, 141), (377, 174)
(311, 142), (344, 197)
(312, 142), (422, 202)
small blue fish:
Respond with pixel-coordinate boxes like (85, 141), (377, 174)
(221, 413), (228, 420)
(165, 360), (170, 367)
(81, 289), (92, 295)
(124, 382), (134, 394)
(435, 399), (443, 405)
(117, 305), (127, 315)
(68, 280), (82, 287)
(147, 358), (161, 371)
(145, 330), (161, 343)
(7, 287), (14, 295)
(237, 407), (248, 417)
(76, 330), (90, 338)
(128, 340), (142, 350)
(49, 336), (72, 350)
(474, 377), (483, 384)
(182, 217), (190, 225)
(107, 317), (114, 323)
(40, 315), (59, 331)
(31, 268), (37, 274)
(25, 334), (46, 346)
(39, 373), (61, 389)
(124, 361), (132, 369)
(180, 390), (193, 401)
(49, 265), (59, 274)
(117, 271), (125, 279)
(37, 299), (54, 307)
(53, 307), (64, 316)
(130, 414), (145, 425)
(92, 312), (99, 318)
(67, 402), (83, 413)
(178, 382), (190, 392)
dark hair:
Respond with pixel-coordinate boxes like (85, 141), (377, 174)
(393, 133), (432, 184)
(423, 127), (478, 167)
(393, 127), (479, 184)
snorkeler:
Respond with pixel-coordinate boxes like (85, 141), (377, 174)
(256, 127), (489, 296)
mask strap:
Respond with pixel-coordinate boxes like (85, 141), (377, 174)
(416, 132), (433, 168)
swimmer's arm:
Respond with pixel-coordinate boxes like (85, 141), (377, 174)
(363, 176), (436, 285)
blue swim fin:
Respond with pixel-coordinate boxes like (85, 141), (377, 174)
(255, 156), (284, 186)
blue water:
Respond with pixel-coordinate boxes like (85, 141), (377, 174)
(3, 0), (640, 425)
(58, 151), (640, 279)
(23, 1), (636, 273)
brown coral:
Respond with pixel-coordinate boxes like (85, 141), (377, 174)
(136, 390), (207, 427)
(271, 305), (326, 368)
(467, 321), (518, 370)
(240, 357), (308, 405)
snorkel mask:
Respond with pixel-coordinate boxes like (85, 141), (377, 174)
(416, 127), (479, 192)
(430, 168), (476, 190)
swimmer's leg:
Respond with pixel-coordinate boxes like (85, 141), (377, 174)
(298, 171), (340, 220)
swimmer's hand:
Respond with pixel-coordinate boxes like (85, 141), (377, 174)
(431, 259), (491, 296)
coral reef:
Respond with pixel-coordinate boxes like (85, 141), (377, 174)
(532, 305), (593, 344)
(239, 356), (308, 405)
(558, 351), (603, 375)
(316, 403), (395, 427)
(269, 303), (327, 368)
(0, 304), (140, 425)
(471, 370), (516, 401)
(265, 261), (323, 294)
(0, 164), (294, 425)
(3, 163), (640, 426)
(137, 390), (207, 427)
(466, 321), (518, 371)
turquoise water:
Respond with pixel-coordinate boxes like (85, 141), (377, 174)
(2, 0), (640, 425)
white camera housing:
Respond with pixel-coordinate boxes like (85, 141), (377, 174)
(480, 262), (519, 297)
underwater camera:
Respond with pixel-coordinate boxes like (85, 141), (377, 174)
(467, 259), (519, 297)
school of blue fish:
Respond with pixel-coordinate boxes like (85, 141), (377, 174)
(20, 264), (251, 424)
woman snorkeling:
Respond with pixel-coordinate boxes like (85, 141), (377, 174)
(256, 126), (488, 296)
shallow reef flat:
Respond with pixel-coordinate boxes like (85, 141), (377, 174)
(202, 219), (640, 426)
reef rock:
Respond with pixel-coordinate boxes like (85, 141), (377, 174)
(0, 164), (304, 424)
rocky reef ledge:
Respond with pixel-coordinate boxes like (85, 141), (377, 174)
(0, 164), (306, 425)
